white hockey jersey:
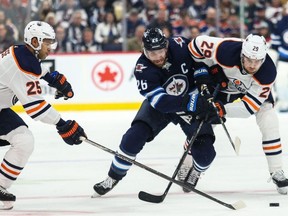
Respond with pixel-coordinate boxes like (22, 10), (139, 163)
(188, 35), (277, 118)
(0, 45), (60, 124)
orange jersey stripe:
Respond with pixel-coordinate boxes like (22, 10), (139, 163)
(188, 42), (203, 59)
(26, 101), (47, 114)
(242, 96), (260, 112)
(263, 144), (282, 151)
(1, 163), (20, 176)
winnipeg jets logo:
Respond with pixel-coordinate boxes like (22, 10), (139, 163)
(173, 37), (185, 47)
(164, 75), (188, 96)
(169, 78), (184, 94)
(135, 64), (147, 72)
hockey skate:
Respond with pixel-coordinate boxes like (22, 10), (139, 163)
(0, 186), (16, 210)
(269, 170), (288, 195)
(92, 176), (119, 197)
(182, 167), (201, 193)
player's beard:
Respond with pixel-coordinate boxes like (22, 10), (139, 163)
(151, 56), (166, 68)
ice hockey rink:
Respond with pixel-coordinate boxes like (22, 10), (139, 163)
(1, 110), (288, 216)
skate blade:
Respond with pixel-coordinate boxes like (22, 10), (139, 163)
(277, 187), (288, 195)
(91, 192), (101, 198)
(0, 201), (14, 210)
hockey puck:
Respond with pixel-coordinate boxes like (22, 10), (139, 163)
(269, 203), (279, 207)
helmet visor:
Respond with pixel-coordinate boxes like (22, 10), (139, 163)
(43, 38), (57, 50)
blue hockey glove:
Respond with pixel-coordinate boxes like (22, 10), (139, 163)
(194, 66), (213, 90)
(56, 120), (86, 145)
(186, 92), (214, 120)
(48, 71), (74, 100)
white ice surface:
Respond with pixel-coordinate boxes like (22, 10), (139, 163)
(1, 110), (288, 215)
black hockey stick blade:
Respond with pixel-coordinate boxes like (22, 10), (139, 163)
(138, 191), (165, 203)
(139, 190), (246, 210)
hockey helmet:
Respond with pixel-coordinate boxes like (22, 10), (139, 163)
(24, 21), (57, 51)
(241, 34), (268, 60)
(142, 28), (168, 51)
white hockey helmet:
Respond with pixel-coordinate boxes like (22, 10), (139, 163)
(24, 21), (57, 51)
(241, 34), (268, 60)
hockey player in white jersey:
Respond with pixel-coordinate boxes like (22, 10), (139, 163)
(177, 34), (288, 195)
(0, 21), (87, 209)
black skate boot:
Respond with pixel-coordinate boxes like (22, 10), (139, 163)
(270, 170), (288, 195)
(0, 186), (16, 210)
(92, 176), (119, 197)
(183, 167), (201, 193)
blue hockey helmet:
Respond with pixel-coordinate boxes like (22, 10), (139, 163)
(142, 28), (168, 51)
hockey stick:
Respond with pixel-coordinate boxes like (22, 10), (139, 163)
(138, 85), (239, 203)
(202, 84), (241, 155)
(81, 137), (246, 210)
(138, 120), (204, 203)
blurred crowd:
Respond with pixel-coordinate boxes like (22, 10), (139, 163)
(0, 0), (288, 53)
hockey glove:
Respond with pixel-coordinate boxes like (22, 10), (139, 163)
(186, 92), (214, 120)
(205, 101), (226, 124)
(48, 71), (74, 100)
(210, 65), (229, 90)
(56, 120), (87, 145)
(193, 66), (213, 90)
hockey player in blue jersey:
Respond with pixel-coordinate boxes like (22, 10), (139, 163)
(93, 28), (222, 196)
(0, 21), (87, 209)
(178, 34), (288, 195)
(271, 2), (288, 112)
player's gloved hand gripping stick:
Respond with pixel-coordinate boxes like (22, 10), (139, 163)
(202, 84), (241, 155)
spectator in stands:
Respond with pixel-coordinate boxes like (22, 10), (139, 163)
(54, 25), (69, 53)
(253, 21), (271, 43)
(55, 0), (87, 29)
(0, 9), (18, 41)
(166, 0), (185, 35)
(0, 23), (15, 52)
(65, 10), (87, 52)
(4, 0), (27, 41)
(32, 0), (54, 21)
(226, 13), (245, 37)
(78, 27), (101, 52)
(198, 7), (218, 36)
(140, 0), (159, 24)
(253, 4), (275, 33)
(190, 25), (200, 39)
(127, 24), (146, 52)
(44, 12), (58, 29)
(147, 8), (172, 36)
(219, 0), (236, 18)
(82, 0), (109, 31)
(94, 10), (123, 51)
(161, 25), (172, 38)
(178, 10), (199, 39)
(126, 8), (146, 38)
(187, 0), (212, 21)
